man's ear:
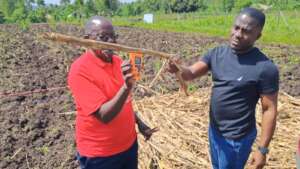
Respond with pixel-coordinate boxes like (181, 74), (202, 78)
(256, 31), (262, 40)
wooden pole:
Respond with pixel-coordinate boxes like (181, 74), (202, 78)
(42, 32), (176, 59)
(42, 32), (188, 96)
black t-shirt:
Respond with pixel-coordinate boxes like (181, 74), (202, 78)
(201, 45), (279, 139)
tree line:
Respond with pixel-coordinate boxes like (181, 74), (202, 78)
(0, 0), (299, 25)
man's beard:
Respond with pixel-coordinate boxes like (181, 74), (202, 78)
(94, 49), (114, 62)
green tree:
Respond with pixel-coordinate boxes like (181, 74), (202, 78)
(107, 0), (119, 11)
(168, 0), (205, 13)
(74, 0), (84, 7)
(36, 0), (45, 6)
(55, 4), (75, 21)
(10, 0), (27, 22)
(73, 0), (85, 18)
(9, 0), (31, 29)
(222, 0), (235, 13)
(141, 0), (161, 12)
(94, 0), (119, 16)
(0, 0), (16, 21)
(84, 0), (97, 17)
(28, 7), (46, 23)
(25, 0), (35, 10)
(293, 0), (300, 9)
(60, 0), (71, 5)
(0, 11), (5, 23)
(117, 4), (133, 16)
(233, 0), (252, 11)
(117, 2), (141, 16)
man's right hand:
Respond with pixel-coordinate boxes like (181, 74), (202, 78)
(249, 151), (266, 169)
(167, 56), (181, 73)
(121, 60), (135, 89)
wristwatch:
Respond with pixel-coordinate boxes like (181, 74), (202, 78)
(258, 146), (269, 155)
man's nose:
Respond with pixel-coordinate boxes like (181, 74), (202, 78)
(234, 29), (242, 39)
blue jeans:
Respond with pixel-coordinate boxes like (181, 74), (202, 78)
(209, 125), (257, 169)
(297, 152), (300, 169)
(76, 140), (138, 169)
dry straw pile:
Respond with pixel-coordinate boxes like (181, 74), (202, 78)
(133, 88), (300, 169)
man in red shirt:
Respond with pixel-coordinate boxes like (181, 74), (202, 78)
(68, 16), (158, 169)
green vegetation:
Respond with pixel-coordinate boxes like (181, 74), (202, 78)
(153, 61), (162, 72)
(35, 145), (49, 155)
(188, 84), (198, 93)
(0, 0), (299, 45)
(113, 11), (300, 45)
(288, 55), (300, 64)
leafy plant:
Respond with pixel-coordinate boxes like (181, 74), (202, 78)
(46, 14), (57, 31)
(0, 11), (5, 23)
(35, 146), (49, 155)
(17, 18), (31, 31)
(188, 84), (198, 92)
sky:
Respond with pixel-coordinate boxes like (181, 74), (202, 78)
(45, 0), (61, 4)
(119, 0), (136, 3)
(45, 0), (136, 5)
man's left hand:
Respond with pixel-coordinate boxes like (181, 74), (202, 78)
(138, 123), (159, 141)
(249, 150), (266, 169)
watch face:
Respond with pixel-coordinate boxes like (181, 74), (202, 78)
(258, 146), (269, 154)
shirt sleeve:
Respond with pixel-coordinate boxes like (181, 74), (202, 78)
(257, 61), (279, 94)
(200, 47), (218, 70)
(68, 71), (108, 116)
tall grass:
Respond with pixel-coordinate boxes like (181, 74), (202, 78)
(113, 11), (300, 45)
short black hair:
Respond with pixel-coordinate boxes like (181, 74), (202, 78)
(239, 7), (265, 28)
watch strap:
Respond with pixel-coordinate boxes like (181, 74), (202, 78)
(258, 146), (269, 155)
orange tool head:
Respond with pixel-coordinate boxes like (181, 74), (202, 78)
(129, 52), (144, 81)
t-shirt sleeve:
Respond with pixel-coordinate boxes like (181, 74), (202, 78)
(68, 71), (108, 116)
(200, 47), (217, 70)
(257, 62), (279, 94)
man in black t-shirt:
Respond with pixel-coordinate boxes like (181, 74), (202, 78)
(169, 8), (279, 169)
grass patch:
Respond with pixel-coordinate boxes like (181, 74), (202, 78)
(113, 11), (300, 45)
(288, 55), (300, 64)
(188, 84), (198, 93)
(35, 146), (49, 155)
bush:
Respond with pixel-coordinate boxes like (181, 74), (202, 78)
(0, 11), (5, 23)
(169, 0), (205, 13)
(28, 8), (47, 23)
(233, 0), (252, 12)
(17, 18), (31, 30)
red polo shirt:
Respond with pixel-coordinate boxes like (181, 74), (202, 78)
(68, 50), (136, 157)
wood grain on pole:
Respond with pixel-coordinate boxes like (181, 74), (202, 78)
(42, 32), (188, 96)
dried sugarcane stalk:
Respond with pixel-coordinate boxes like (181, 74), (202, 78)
(42, 32), (188, 95)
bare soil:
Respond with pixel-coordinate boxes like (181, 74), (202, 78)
(0, 24), (299, 169)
